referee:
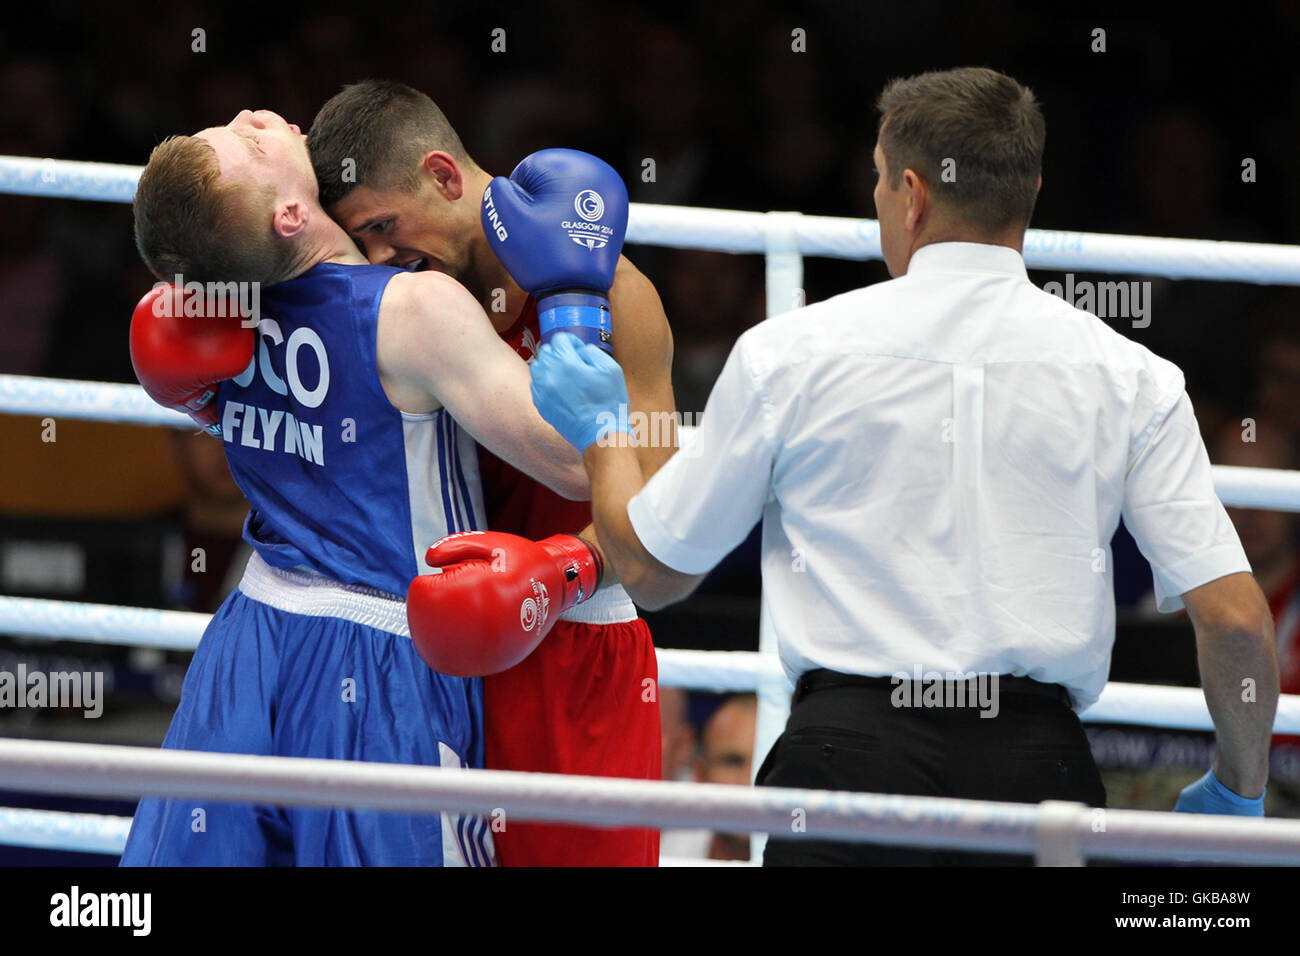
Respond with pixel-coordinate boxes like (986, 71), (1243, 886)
(527, 66), (1279, 865)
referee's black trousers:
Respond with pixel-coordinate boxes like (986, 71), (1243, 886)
(757, 670), (1107, 866)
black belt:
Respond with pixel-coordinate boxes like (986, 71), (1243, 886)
(795, 668), (1072, 709)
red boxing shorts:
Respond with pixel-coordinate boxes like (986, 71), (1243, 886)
(484, 586), (661, 866)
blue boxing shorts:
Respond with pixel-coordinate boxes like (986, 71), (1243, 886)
(120, 552), (495, 866)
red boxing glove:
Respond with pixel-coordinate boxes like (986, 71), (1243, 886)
(407, 530), (603, 677)
(129, 284), (255, 435)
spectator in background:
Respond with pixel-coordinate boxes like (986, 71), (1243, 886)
(1243, 311), (1300, 704)
(1203, 418), (1300, 813)
(1254, 309), (1300, 447)
(0, 60), (73, 376)
(659, 693), (757, 862)
(660, 686), (698, 782)
(163, 430), (251, 613)
(1129, 108), (1233, 242)
(472, 75), (602, 175)
(657, 249), (765, 415)
(618, 26), (716, 208)
(1135, 418), (1300, 716)
(1119, 107), (1265, 411)
(1208, 422), (1300, 702)
(751, 25), (841, 215)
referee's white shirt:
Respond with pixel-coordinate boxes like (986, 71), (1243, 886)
(627, 241), (1249, 711)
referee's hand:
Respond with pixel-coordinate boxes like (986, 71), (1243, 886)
(530, 332), (633, 452)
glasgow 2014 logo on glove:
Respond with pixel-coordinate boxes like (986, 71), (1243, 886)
(574, 189), (605, 222)
(563, 189), (614, 250)
(519, 578), (551, 633)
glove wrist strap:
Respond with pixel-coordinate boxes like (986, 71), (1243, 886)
(538, 292), (613, 354)
(539, 534), (604, 609)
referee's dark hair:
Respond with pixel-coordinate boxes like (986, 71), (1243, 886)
(876, 67), (1045, 233)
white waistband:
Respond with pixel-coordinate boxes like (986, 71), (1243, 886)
(237, 552), (411, 638)
(561, 584), (638, 625)
(238, 552), (637, 632)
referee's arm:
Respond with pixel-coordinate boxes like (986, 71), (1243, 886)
(1122, 391), (1278, 799)
(1183, 573), (1277, 799)
(585, 338), (776, 610)
(583, 442), (701, 609)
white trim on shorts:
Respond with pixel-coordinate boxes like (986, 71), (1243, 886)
(237, 550), (638, 631)
(237, 551), (411, 637)
(561, 584), (638, 626)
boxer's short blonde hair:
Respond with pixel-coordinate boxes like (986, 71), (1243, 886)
(877, 67), (1045, 233)
(133, 135), (296, 285)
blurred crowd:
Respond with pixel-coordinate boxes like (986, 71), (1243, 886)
(5, 3), (1300, 404)
(2, 2), (1300, 829)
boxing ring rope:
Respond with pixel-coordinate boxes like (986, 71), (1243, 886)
(5, 152), (1300, 863)
(3, 374), (1298, 510)
(9, 155), (1300, 281)
(0, 805), (751, 864)
(2, 738), (1300, 866)
(3, 593), (1300, 733)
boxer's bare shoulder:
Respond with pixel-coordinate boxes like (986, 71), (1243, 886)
(376, 268), (588, 497)
(374, 270), (483, 413)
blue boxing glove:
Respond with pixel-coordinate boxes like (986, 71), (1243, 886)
(1173, 769), (1265, 816)
(530, 332), (634, 451)
(481, 148), (629, 354)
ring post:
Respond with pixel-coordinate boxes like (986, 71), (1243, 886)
(750, 212), (804, 863)
(1034, 800), (1089, 866)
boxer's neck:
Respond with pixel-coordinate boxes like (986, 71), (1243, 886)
(300, 214), (370, 275)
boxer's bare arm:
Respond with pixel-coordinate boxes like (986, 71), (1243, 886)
(377, 270), (589, 500)
(610, 256), (677, 479)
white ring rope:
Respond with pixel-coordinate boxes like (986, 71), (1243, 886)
(0, 738), (1298, 864)
(0, 595), (209, 652)
(1211, 465), (1300, 511)
(0, 806), (735, 865)
(0, 374), (190, 429)
(0, 807), (131, 855)
(7, 154), (1300, 283)
(3, 594), (1300, 733)
(3, 373), (1299, 512)
(0, 156), (140, 204)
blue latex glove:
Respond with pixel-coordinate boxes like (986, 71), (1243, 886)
(1173, 769), (1265, 816)
(529, 332), (633, 451)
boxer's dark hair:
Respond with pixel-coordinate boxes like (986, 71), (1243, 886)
(133, 135), (296, 284)
(876, 67), (1044, 233)
(309, 80), (473, 209)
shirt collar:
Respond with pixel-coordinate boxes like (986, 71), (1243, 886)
(905, 241), (1028, 279)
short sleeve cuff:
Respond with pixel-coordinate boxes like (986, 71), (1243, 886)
(1152, 542), (1252, 613)
(627, 489), (721, 575)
